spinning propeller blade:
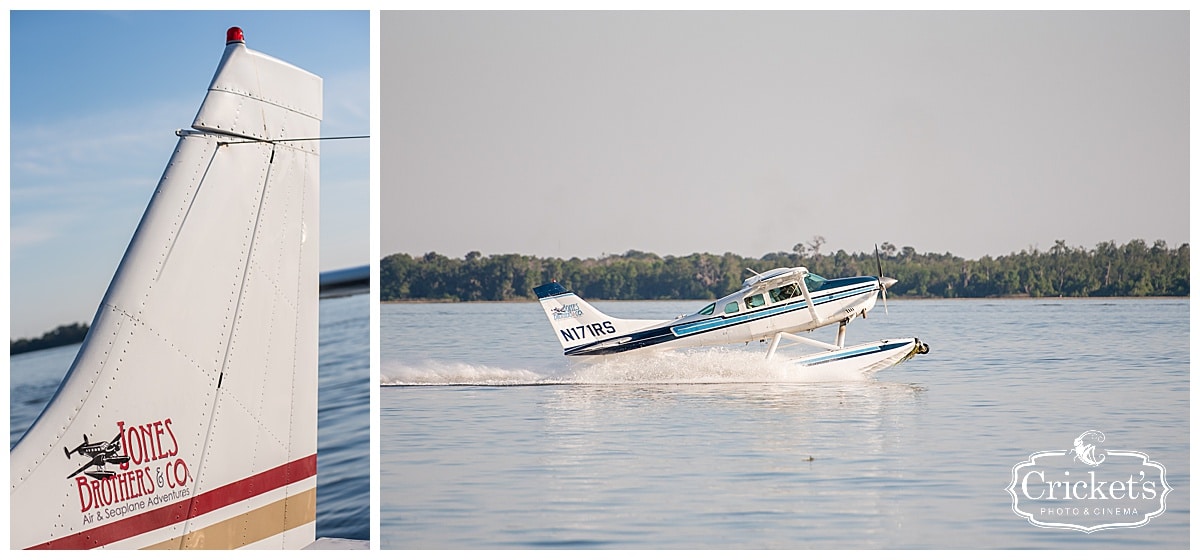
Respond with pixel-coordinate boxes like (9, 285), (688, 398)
(875, 244), (890, 315)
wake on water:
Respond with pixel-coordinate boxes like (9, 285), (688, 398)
(381, 347), (872, 387)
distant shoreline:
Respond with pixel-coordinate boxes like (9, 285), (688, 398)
(381, 240), (1189, 303)
(10, 322), (88, 357)
(16, 295), (1186, 355)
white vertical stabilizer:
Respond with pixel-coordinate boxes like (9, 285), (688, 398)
(10, 28), (321, 550)
(533, 282), (666, 352)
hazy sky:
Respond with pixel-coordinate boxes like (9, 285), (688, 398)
(9, 11), (369, 338)
(382, 11), (1188, 262)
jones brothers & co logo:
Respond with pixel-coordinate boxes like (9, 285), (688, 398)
(1007, 430), (1171, 532)
(551, 303), (583, 320)
(66, 418), (193, 520)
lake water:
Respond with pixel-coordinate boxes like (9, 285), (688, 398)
(8, 294), (370, 542)
(380, 298), (1189, 549)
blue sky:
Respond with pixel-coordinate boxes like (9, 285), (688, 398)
(9, 11), (370, 338)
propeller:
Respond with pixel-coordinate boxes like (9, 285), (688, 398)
(874, 244), (895, 315)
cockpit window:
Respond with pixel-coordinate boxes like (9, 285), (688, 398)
(698, 303), (716, 316)
(805, 273), (826, 292)
(769, 283), (802, 303)
(724, 301), (740, 314)
(744, 293), (765, 309)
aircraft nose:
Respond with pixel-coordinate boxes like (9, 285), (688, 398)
(879, 276), (898, 289)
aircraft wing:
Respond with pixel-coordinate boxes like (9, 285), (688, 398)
(319, 265), (369, 298)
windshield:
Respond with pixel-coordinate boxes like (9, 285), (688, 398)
(805, 273), (826, 292)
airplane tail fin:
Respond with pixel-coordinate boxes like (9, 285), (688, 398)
(11, 28), (321, 550)
(533, 282), (664, 353)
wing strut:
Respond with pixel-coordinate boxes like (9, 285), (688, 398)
(797, 269), (821, 324)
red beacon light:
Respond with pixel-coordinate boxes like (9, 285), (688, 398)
(226, 27), (245, 45)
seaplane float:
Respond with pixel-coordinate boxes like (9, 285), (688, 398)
(534, 263), (928, 376)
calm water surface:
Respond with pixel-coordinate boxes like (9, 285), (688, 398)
(9, 294), (370, 542)
(380, 299), (1188, 549)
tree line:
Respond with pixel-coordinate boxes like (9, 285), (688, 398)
(380, 239), (1188, 302)
(12, 239), (1187, 354)
(11, 322), (89, 356)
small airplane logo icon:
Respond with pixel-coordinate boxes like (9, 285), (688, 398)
(64, 432), (130, 480)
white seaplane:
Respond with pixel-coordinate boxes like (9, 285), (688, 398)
(534, 262), (928, 375)
(10, 27), (364, 550)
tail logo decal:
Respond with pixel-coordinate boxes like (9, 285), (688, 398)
(551, 303), (583, 320)
(68, 419), (192, 523)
